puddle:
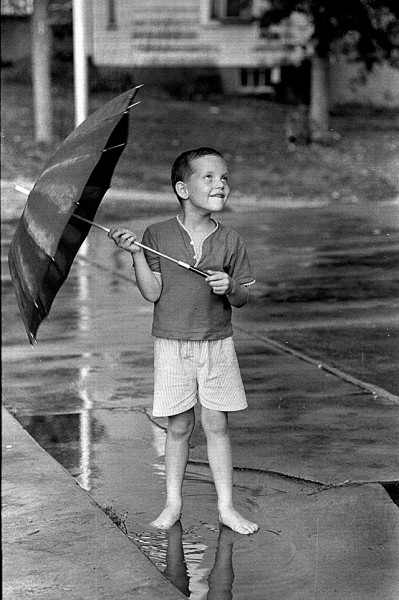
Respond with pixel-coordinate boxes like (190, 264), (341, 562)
(382, 483), (399, 507)
(130, 522), (213, 599)
(11, 405), (267, 599)
(8, 394), (301, 600)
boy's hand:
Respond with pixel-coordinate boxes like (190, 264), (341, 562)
(108, 227), (142, 255)
(205, 270), (234, 295)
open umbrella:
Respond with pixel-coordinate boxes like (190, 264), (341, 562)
(9, 86), (207, 345)
(8, 86), (142, 344)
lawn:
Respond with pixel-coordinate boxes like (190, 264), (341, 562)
(1, 82), (398, 202)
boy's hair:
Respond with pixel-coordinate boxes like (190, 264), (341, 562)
(171, 147), (224, 203)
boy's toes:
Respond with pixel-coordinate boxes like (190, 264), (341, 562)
(235, 520), (259, 535)
(150, 505), (181, 530)
(219, 507), (259, 536)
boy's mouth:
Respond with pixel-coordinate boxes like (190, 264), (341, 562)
(210, 193), (225, 199)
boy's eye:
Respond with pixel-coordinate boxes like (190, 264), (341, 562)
(222, 176), (228, 182)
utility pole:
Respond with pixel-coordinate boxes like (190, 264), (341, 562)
(32, 0), (53, 142)
(72, 0), (89, 127)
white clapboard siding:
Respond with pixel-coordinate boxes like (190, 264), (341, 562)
(91, 0), (310, 68)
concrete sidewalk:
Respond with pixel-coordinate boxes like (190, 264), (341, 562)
(2, 407), (187, 600)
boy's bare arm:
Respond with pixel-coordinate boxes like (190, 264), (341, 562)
(108, 228), (162, 302)
(205, 270), (249, 308)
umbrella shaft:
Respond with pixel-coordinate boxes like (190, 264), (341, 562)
(73, 214), (111, 233)
(133, 242), (208, 278)
(72, 214), (207, 278)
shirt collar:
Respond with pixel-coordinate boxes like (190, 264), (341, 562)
(176, 215), (219, 233)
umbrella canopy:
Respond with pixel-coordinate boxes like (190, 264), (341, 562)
(8, 86), (142, 344)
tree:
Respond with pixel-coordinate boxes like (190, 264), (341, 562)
(260, 1), (399, 140)
(3, 0), (53, 140)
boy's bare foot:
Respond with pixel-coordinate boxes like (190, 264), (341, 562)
(219, 506), (259, 535)
(150, 504), (181, 530)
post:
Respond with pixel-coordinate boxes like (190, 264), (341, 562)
(72, 0), (89, 126)
(309, 54), (330, 139)
(32, 0), (53, 142)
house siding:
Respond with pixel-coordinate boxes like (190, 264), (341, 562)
(89, 2), (398, 106)
(91, 0), (310, 70)
(92, 1), (211, 67)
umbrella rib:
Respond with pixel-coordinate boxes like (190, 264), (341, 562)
(125, 100), (141, 111)
(102, 142), (127, 153)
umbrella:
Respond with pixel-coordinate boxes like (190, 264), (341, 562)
(8, 86), (142, 344)
(8, 86), (206, 345)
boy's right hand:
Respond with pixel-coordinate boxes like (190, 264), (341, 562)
(108, 227), (142, 255)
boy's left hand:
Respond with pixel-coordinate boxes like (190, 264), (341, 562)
(206, 270), (234, 295)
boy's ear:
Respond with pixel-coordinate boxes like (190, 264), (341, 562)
(175, 181), (188, 200)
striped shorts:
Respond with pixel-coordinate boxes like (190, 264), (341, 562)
(153, 337), (248, 417)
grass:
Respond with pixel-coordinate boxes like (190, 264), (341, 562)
(1, 82), (398, 202)
(102, 505), (128, 534)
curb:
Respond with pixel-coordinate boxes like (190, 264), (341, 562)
(235, 324), (399, 405)
(2, 406), (187, 600)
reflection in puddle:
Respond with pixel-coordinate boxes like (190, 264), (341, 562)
(12, 395), (254, 598)
(78, 362), (93, 490)
(17, 412), (106, 489)
(131, 521), (236, 600)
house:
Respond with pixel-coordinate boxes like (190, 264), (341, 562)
(87, 0), (399, 106)
(2, 0), (398, 107)
(87, 0), (313, 100)
(1, 0), (33, 66)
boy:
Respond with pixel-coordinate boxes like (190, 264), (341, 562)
(109, 147), (259, 535)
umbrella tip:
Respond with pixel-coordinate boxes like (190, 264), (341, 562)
(28, 333), (37, 347)
(15, 185), (30, 196)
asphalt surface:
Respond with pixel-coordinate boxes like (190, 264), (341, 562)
(2, 182), (399, 599)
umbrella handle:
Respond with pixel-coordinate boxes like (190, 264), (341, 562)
(72, 214), (208, 278)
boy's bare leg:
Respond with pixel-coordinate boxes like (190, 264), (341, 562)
(201, 407), (259, 535)
(150, 408), (195, 530)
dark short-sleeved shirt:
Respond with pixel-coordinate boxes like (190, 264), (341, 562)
(141, 216), (255, 340)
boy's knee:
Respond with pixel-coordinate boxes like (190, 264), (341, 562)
(201, 408), (228, 437)
(168, 410), (195, 438)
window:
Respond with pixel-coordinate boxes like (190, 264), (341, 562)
(107, 0), (117, 30)
(211, 0), (253, 24)
(1, 0), (33, 15)
(239, 67), (280, 93)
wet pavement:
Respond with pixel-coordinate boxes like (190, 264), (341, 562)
(2, 184), (399, 599)
(2, 406), (187, 600)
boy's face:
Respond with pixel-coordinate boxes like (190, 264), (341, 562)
(177, 154), (230, 213)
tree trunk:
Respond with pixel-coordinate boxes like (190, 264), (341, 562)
(309, 54), (330, 140)
(32, 0), (53, 142)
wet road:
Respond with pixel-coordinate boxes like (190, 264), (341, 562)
(234, 198), (399, 395)
(3, 194), (398, 391)
(2, 195), (399, 598)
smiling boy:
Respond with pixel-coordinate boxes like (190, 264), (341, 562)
(109, 147), (258, 535)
